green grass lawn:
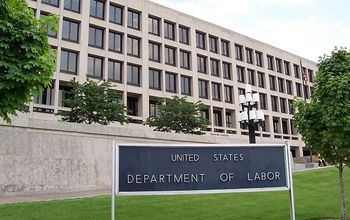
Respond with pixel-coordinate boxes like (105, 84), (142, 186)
(1, 167), (349, 220)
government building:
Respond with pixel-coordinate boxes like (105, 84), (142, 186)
(26, 0), (316, 159)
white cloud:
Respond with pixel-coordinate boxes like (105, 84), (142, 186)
(258, 0), (315, 6)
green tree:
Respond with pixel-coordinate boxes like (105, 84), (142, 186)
(293, 48), (350, 220)
(0, 0), (57, 123)
(56, 79), (129, 125)
(146, 96), (208, 135)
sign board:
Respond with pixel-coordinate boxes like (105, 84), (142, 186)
(111, 143), (294, 220)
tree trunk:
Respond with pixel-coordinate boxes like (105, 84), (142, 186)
(339, 159), (347, 220)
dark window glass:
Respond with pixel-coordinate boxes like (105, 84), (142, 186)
(58, 85), (72, 107)
(108, 60), (122, 82)
(165, 46), (176, 66)
(127, 64), (140, 86)
(89, 26), (104, 48)
(294, 64), (300, 78)
(288, 99), (294, 114)
(269, 75), (276, 91)
(213, 110), (222, 127)
(221, 40), (230, 57)
(196, 31), (206, 49)
(280, 98), (287, 113)
(212, 82), (221, 101)
(257, 72), (265, 88)
(238, 88), (245, 95)
(296, 82), (302, 97)
(62, 19), (79, 42)
(128, 10), (140, 30)
(34, 85), (55, 105)
(276, 58), (282, 73)
(127, 96), (139, 116)
(209, 36), (218, 53)
(149, 100), (159, 117)
(246, 48), (253, 64)
(149, 42), (161, 62)
(286, 80), (293, 95)
(282, 119), (289, 134)
(222, 62), (231, 80)
(197, 55), (207, 73)
(273, 118), (280, 133)
(87, 55), (103, 78)
(255, 51), (263, 67)
(40, 13), (57, 38)
(179, 26), (189, 45)
(164, 21), (175, 40)
(181, 75), (191, 95)
(259, 93), (267, 110)
(210, 59), (220, 77)
(198, 79), (208, 99)
(235, 44), (243, 61)
(290, 120), (297, 135)
(42, 0), (59, 7)
(180, 50), (190, 69)
(224, 85), (233, 103)
(304, 85), (310, 99)
(127, 36), (140, 57)
(267, 55), (274, 70)
(148, 16), (160, 36)
(271, 95), (278, 112)
(237, 66), (245, 83)
(247, 69), (255, 86)
(60, 50), (78, 74)
(165, 72), (177, 93)
(149, 69), (161, 90)
(226, 111), (233, 128)
(278, 77), (284, 93)
(90, 0), (104, 20)
(109, 31), (122, 53)
(284, 61), (290, 75)
(308, 69), (314, 82)
(110, 4), (123, 24)
(64, 0), (80, 13)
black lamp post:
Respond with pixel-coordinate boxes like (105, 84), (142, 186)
(237, 84), (265, 144)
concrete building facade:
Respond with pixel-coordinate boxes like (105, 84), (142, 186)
(26, 0), (316, 157)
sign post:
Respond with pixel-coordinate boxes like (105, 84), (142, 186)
(112, 143), (295, 219)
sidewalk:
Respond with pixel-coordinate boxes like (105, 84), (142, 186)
(0, 188), (110, 205)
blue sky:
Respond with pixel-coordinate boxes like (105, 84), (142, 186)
(151, 0), (350, 62)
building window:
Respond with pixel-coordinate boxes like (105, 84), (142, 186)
(90, 0), (104, 20)
(296, 82), (302, 97)
(42, 0), (59, 7)
(224, 85), (233, 103)
(278, 77), (284, 93)
(280, 98), (287, 113)
(149, 41), (161, 62)
(212, 82), (221, 101)
(286, 80), (293, 95)
(108, 60), (122, 82)
(64, 0), (80, 13)
(255, 51), (263, 67)
(181, 75), (191, 96)
(148, 16), (160, 36)
(149, 69), (161, 90)
(237, 66), (245, 83)
(238, 88), (245, 95)
(246, 48), (253, 64)
(259, 93), (267, 110)
(225, 111), (233, 128)
(293, 64), (300, 78)
(89, 26), (104, 48)
(221, 40), (230, 57)
(209, 35), (218, 53)
(110, 3), (123, 25)
(247, 69), (255, 86)
(34, 85), (55, 106)
(235, 44), (243, 61)
(60, 50), (78, 74)
(273, 117), (280, 133)
(109, 31), (122, 53)
(276, 58), (282, 73)
(164, 21), (175, 40)
(304, 85), (310, 99)
(213, 110), (222, 127)
(267, 55), (274, 70)
(87, 56), (103, 78)
(198, 79), (208, 99)
(149, 100), (159, 117)
(40, 13), (57, 38)
(210, 59), (220, 77)
(282, 119), (289, 134)
(271, 95), (278, 112)
(165, 46), (176, 66)
(196, 31), (206, 50)
(165, 72), (177, 93)
(290, 120), (297, 135)
(284, 61), (290, 75)
(62, 19), (79, 43)
(127, 64), (140, 86)
(223, 62), (231, 80)
(180, 50), (190, 69)
(288, 99), (294, 114)
(269, 75), (276, 91)
(127, 36), (140, 57)
(197, 55), (207, 74)
(59, 84), (72, 107)
(128, 10), (140, 30)
(257, 72), (265, 88)
(127, 96), (139, 116)
(308, 69), (314, 83)
(179, 26), (189, 45)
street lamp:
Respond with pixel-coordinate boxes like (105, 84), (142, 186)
(237, 84), (265, 144)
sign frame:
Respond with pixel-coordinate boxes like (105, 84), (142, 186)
(111, 142), (295, 220)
